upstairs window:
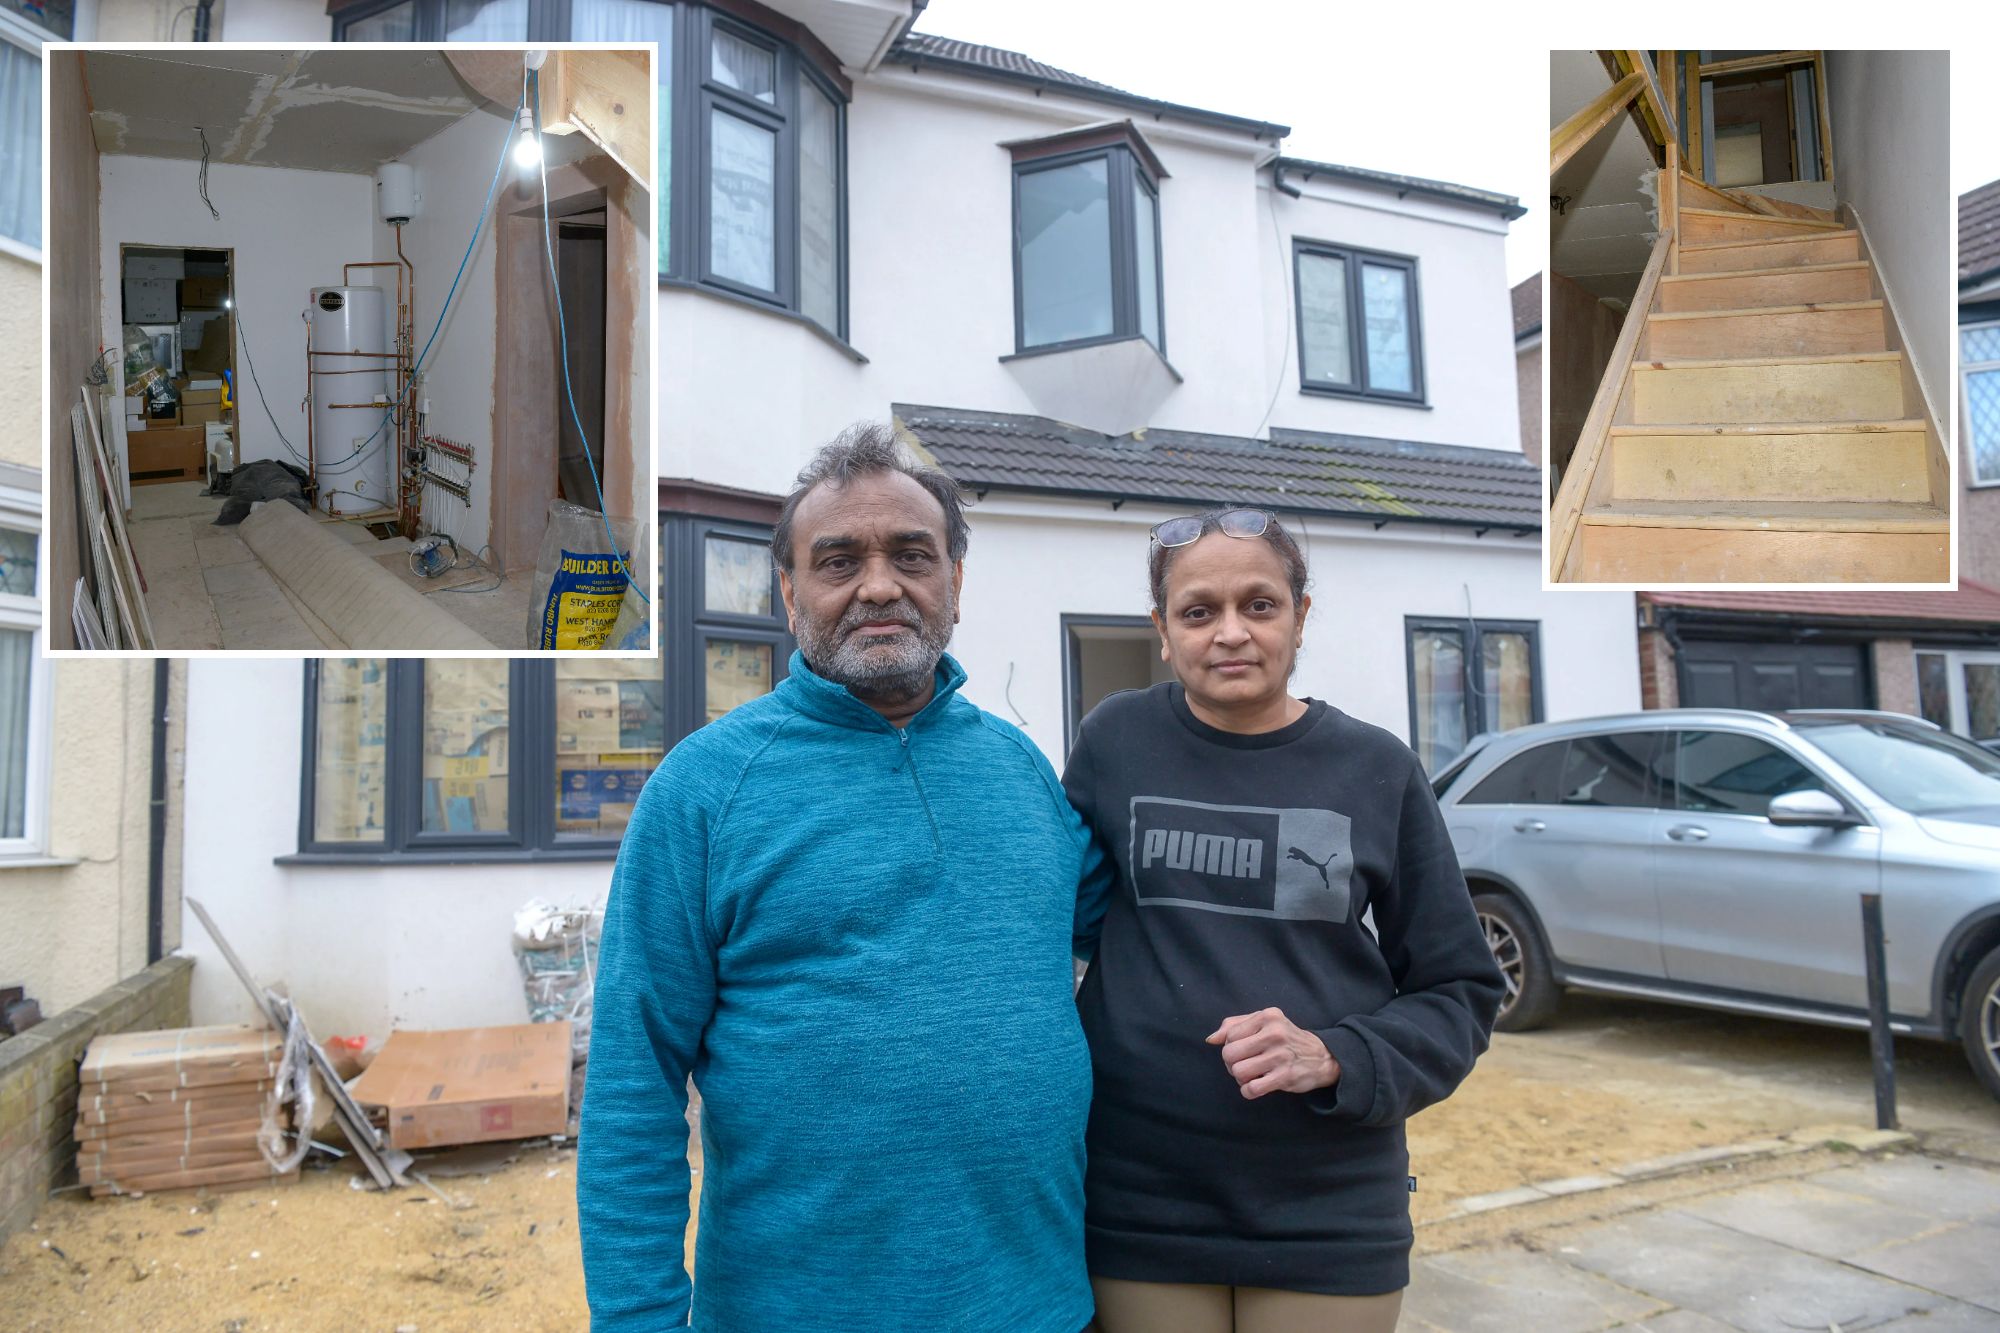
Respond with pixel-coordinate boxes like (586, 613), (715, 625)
(1963, 321), (2000, 487)
(1010, 124), (1166, 357)
(0, 20), (42, 258)
(1295, 241), (1425, 404)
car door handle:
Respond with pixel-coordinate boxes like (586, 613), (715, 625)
(1513, 818), (1546, 833)
(1667, 824), (1709, 842)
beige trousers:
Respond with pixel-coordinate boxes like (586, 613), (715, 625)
(1089, 1276), (1404, 1333)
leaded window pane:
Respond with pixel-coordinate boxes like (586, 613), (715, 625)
(1966, 369), (2000, 484)
(1961, 325), (2000, 363)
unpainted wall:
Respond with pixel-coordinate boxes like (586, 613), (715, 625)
(1549, 271), (1624, 478)
(45, 52), (101, 651)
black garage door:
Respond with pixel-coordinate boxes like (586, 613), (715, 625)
(1678, 640), (1870, 711)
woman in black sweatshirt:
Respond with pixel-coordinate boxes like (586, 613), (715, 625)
(1064, 508), (1505, 1333)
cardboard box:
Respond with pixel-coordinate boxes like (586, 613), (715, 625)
(129, 426), (205, 479)
(349, 1023), (571, 1149)
(180, 275), (228, 309)
(125, 254), (185, 281)
(184, 313), (232, 373)
(183, 401), (222, 426)
(123, 277), (177, 324)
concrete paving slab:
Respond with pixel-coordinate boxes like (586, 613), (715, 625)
(1556, 1209), (1946, 1333)
(1623, 1313), (1738, 1332)
(1676, 1178), (1943, 1258)
(1405, 1245), (1668, 1333)
(1847, 1222), (2000, 1313)
(1802, 1157), (2000, 1225)
(1873, 1299), (2000, 1330)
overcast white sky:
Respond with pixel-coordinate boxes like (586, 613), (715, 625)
(909, 1), (1547, 288)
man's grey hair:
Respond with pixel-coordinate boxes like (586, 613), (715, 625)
(770, 422), (971, 573)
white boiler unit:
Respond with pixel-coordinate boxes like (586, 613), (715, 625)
(307, 285), (394, 514)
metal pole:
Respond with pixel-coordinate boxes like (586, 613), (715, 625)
(1860, 892), (1897, 1130)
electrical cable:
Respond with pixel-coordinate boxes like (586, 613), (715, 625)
(434, 543), (504, 595)
(318, 85), (524, 480)
(197, 128), (221, 221)
(531, 66), (650, 607)
(230, 300), (310, 465)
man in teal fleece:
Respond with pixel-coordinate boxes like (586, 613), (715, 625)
(579, 424), (1105, 1331)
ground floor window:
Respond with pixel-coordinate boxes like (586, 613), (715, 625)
(0, 483), (45, 853)
(1962, 321), (2000, 487)
(1916, 648), (2000, 744)
(299, 657), (665, 859)
(661, 511), (793, 744)
(1062, 614), (1172, 753)
(1406, 618), (1542, 772)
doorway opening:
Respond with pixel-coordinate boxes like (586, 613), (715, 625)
(117, 244), (236, 487)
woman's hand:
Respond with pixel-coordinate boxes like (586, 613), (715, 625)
(1205, 1008), (1340, 1099)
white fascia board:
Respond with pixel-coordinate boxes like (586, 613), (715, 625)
(965, 491), (1541, 552)
(1276, 174), (1515, 238)
(862, 67), (1272, 161)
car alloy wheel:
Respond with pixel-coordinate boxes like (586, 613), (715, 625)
(1480, 910), (1524, 1018)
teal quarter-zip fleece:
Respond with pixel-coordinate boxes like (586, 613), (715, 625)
(579, 651), (1103, 1332)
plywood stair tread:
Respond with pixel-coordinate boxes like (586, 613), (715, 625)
(1649, 299), (1882, 322)
(1680, 229), (1859, 253)
(1607, 419), (1924, 437)
(1580, 499), (1949, 533)
(1680, 206), (1846, 230)
(1660, 261), (1870, 283)
(1636, 349), (1900, 371)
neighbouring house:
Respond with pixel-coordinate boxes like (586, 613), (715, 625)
(1549, 50), (1951, 584)
(1959, 178), (2000, 590)
(1637, 584), (2000, 745)
(1514, 273), (1542, 465)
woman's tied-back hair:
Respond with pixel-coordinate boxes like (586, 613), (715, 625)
(770, 421), (971, 574)
(1148, 510), (1310, 614)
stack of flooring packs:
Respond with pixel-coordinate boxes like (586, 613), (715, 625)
(75, 1024), (296, 1197)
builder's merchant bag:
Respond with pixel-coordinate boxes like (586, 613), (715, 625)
(527, 501), (637, 650)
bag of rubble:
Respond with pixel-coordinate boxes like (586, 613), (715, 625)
(525, 501), (638, 650)
(513, 899), (602, 1061)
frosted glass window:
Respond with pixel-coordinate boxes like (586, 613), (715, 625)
(342, 0), (415, 40)
(1298, 252), (1352, 386)
(0, 39), (43, 252)
(710, 110), (776, 291)
(1134, 177), (1161, 350)
(712, 27), (776, 103)
(798, 74), (840, 333)
(1019, 158), (1113, 348)
(444, 0), (525, 39)
(1363, 262), (1414, 393)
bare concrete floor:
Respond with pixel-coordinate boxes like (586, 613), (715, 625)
(125, 483), (530, 650)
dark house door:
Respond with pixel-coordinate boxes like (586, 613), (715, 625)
(1678, 639), (1870, 711)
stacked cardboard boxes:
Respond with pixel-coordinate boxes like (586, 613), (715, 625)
(74, 1025), (296, 1196)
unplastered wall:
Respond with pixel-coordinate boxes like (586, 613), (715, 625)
(98, 156), (375, 470)
(373, 108), (511, 557)
(1825, 50), (1950, 427)
(47, 51), (101, 650)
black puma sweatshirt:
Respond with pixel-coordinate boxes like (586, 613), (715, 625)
(1062, 683), (1504, 1295)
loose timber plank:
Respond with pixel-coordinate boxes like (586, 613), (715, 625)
(1682, 208), (1847, 247)
(1629, 353), (1906, 424)
(1575, 524), (1947, 584)
(1608, 428), (1930, 504)
(1644, 301), (1886, 360)
(1656, 262), (1873, 311)
(1677, 230), (1861, 273)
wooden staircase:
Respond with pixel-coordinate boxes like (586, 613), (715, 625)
(1553, 174), (1950, 584)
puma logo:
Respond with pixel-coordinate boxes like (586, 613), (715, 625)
(1286, 845), (1336, 893)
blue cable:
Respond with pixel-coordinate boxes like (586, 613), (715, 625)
(320, 84), (523, 478)
(532, 67), (650, 607)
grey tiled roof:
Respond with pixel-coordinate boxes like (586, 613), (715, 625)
(1961, 179), (2000, 287)
(1277, 156), (1528, 220)
(887, 33), (1289, 141)
(896, 406), (1542, 531)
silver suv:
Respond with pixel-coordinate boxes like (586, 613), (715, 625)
(1434, 709), (2000, 1100)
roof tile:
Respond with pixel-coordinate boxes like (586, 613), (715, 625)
(1645, 580), (2000, 625)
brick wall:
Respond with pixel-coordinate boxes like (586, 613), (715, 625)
(1638, 627), (1679, 710)
(1871, 639), (1919, 716)
(0, 956), (193, 1243)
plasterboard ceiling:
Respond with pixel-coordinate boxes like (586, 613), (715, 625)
(1550, 49), (1659, 307)
(86, 50), (480, 175)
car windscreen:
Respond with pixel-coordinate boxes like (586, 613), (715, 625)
(1796, 722), (2000, 815)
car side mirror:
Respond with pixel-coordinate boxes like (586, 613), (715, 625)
(1767, 789), (1861, 827)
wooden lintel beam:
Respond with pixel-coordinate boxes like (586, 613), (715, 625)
(1697, 49), (1816, 80)
(1552, 68), (1644, 176)
(542, 50), (653, 191)
(1683, 52), (1703, 180)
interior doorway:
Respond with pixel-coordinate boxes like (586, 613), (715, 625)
(1064, 615), (1175, 753)
(116, 244), (236, 487)
(554, 209), (608, 511)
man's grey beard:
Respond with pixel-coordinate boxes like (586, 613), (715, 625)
(795, 586), (956, 706)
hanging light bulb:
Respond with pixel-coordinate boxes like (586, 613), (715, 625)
(512, 106), (541, 172)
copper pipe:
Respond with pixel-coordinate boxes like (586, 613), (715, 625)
(308, 350), (403, 359)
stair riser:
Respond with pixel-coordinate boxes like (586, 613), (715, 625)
(1629, 360), (1905, 424)
(1677, 232), (1861, 273)
(1682, 212), (1846, 246)
(1657, 267), (1873, 312)
(1576, 525), (1947, 583)
(1645, 306), (1886, 360)
(1610, 432), (1931, 504)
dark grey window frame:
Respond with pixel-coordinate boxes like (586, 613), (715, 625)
(1404, 617), (1544, 770)
(662, 512), (794, 745)
(1293, 239), (1427, 405)
(332, 0), (572, 42)
(1059, 612), (1157, 755)
(291, 657), (666, 864)
(1010, 144), (1165, 359)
